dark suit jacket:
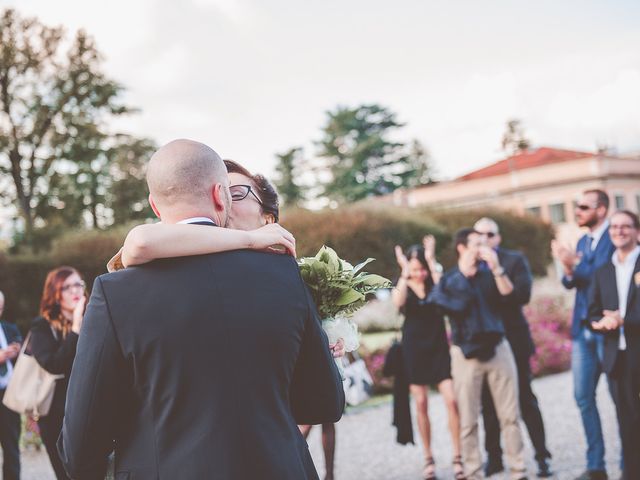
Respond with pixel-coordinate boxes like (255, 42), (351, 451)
(563, 230), (615, 338)
(496, 248), (535, 358)
(0, 320), (22, 371)
(588, 254), (640, 376)
(58, 251), (345, 480)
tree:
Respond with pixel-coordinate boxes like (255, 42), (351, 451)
(501, 119), (531, 156)
(273, 147), (305, 207)
(315, 104), (434, 203)
(0, 8), (130, 245)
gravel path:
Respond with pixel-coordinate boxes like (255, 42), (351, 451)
(307, 370), (622, 480)
(7, 371), (621, 479)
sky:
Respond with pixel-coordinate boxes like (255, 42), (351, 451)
(3, 0), (640, 180)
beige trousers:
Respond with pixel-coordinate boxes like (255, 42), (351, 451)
(451, 339), (526, 480)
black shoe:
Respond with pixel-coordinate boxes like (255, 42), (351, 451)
(484, 458), (504, 476)
(537, 458), (552, 477)
(573, 470), (608, 480)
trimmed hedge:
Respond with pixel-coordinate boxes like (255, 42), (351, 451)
(281, 205), (553, 280)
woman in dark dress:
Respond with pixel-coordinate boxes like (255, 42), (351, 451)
(392, 238), (465, 480)
(31, 266), (86, 480)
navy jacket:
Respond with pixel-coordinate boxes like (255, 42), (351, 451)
(58, 251), (345, 480)
(429, 267), (504, 360)
(562, 230), (615, 338)
(0, 320), (23, 371)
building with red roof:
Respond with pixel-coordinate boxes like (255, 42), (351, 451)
(389, 147), (640, 236)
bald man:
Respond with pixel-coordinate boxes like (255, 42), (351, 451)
(59, 139), (345, 480)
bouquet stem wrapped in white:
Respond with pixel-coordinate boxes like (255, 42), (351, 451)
(298, 246), (391, 377)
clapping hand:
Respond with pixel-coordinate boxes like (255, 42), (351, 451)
(394, 245), (410, 279)
(551, 240), (580, 275)
(592, 310), (623, 331)
(248, 224), (297, 257)
(6, 342), (20, 360)
(71, 295), (87, 334)
(478, 245), (499, 271)
(423, 235), (436, 262)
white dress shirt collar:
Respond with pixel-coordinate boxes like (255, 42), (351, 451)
(177, 217), (216, 225)
(589, 220), (609, 250)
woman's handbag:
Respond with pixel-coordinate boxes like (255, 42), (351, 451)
(342, 351), (374, 406)
(2, 333), (63, 420)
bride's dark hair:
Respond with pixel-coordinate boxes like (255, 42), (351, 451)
(224, 159), (280, 222)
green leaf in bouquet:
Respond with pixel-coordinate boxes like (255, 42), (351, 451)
(315, 246), (341, 274)
(352, 258), (375, 275)
(335, 288), (365, 306)
(353, 273), (392, 288)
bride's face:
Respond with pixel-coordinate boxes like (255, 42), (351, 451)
(227, 172), (269, 231)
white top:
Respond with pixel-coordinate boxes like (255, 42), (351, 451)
(177, 217), (216, 225)
(612, 245), (640, 350)
(590, 220), (609, 251)
(0, 325), (13, 389)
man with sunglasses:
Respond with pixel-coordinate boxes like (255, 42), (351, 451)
(474, 218), (552, 478)
(588, 210), (640, 480)
(551, 189), (615, 480)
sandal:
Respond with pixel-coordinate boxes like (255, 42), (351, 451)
(452, 455), (467, 480)
(423, 456), (436, 480)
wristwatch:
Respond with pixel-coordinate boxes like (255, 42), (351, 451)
(492, 266), (506, 277)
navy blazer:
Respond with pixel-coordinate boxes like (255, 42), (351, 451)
(429, 267), (504, 359)
(588, 255), (640, 375)
(562, 230), (615, 338)
(0, 320), (23, 370)
(59, 250), (345, 480)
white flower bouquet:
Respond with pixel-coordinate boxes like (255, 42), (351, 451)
(298, 246), (391, 374)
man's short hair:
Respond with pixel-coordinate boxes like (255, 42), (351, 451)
(611, 209), (640, 229)
(454, 228), (477, 253)
(584, 189), (610, 211)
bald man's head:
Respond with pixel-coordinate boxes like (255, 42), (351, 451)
(146, 139), (230, 224)
(474, 217), (501, 248)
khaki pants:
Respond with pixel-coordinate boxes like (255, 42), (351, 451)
(451, 339), (526, 480)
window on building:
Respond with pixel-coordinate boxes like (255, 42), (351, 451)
(549, 203), (566, 224)
(526, 206), (541, 217)
(615, 194), (626, 210)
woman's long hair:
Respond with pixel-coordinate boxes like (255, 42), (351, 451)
(39, 266), (81, 338)
(405, 245), (435, 294)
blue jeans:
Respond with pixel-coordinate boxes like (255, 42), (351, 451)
(572, 327), (606, 472)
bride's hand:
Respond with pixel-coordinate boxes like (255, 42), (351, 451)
(248, 224), (297, 257)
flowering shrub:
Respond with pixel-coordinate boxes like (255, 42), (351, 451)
(360, 347), (393, 395)
(525, 295), (572, 377)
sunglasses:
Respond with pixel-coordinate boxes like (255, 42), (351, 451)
(476, 231), (497, 238)
(576, 204), (598, 211)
